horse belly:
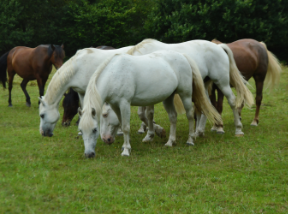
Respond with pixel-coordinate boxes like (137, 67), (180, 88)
(131, 76), (177, 106)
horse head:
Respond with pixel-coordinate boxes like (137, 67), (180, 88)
(62, 88), (79, 126)
(49, 44), (65, 69)
(100, 103), (120, 145)
(39, 97), (60, 137)
(78, 107), (100, 158)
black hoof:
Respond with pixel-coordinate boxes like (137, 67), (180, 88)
(8, 104), (12, 107)
(26, 102), (31, 107)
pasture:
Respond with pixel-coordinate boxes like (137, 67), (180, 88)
(0, 66), (287, 213)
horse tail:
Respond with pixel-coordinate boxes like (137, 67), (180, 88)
(260, 42), (282, 90)
(218, 44), (254, 108)
(83, 53), (119, 122)
(173, 94), (186, 114)
(0, 51), (9, 88)
(182, 54), (222, 125)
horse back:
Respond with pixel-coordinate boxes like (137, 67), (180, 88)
(8, 46), (52, 79)
(228, 39), (268, 79)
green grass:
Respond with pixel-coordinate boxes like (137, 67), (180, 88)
(0, 67), (288, 214)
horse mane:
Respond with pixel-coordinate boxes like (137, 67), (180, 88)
(127, 39), (156, 55)
(80, 53), (119, 129)
(44, 55), (76, 104)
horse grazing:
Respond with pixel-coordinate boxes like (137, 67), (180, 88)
(0, 44), (65, 107)
(211, 39), (281, 130)
(78, 51), (222, 157)
(61, 45), (115, 126)
(126, 39), (254, 137)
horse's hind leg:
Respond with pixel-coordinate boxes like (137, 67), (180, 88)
(217, 84), (244, 136)
(251, 76), (264, 126)
(179, 95), (195, 146)
(213, 89), (225, 134)
(8, 71), (16, 107)
(142, 105), (155, 142)
(20, 79), (31, 107)
(163, 95), (177, 147)
(137, 107), (147, 133)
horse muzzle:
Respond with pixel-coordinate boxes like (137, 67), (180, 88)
(102, 135), (115, 145)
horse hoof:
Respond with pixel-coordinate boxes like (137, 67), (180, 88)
(78, 131), (82, 136)
(8, 104), (12, 107)
(250, 122), (258, 126)
(26, 102), (31, 107)
(138, 130), (145, 134)
(217, 131), (225, 134)
(186, 142), (194, 146)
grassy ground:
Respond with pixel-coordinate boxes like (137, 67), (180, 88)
(0, 66), (287, 214)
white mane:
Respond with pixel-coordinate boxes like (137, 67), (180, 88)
(127, 39), (156, 55)
(80, 53), (119, 129)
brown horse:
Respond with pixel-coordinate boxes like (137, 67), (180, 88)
(211, 39), (281, 132)
(0, 44), (65, 107)
(61, 45), (114, 126)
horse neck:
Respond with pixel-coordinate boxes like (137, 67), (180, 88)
(43, 59), (74, 107)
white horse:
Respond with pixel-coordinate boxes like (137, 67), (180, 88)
(39, 46), (132, 137)
(78, 50), (222, 157)
(126, 39), (254, 136)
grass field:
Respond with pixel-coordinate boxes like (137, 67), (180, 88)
(0, 66), (287, 214)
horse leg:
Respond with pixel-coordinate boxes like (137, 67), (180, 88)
(210, 84), (218, 132)
(251, 76), (264, 126)
(8, 71), (16, 107)
(217, 84), (244, 136)
(238, 102), (245, 121)
(179, 95), (195, 146)
(214, 89), (225, 134)
(119, 100), (132, 156)
(137, 106), (147, 134)
(194, 89), (211, 137)
(142, 105), (155, 142)
(20, 79), (31, 107)
(163, 95), (177, 147)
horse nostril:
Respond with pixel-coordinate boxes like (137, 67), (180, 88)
(108, 138), (111, 142)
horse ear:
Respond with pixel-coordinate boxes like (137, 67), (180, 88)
(91, 108), (96, 117)
(61, 44), (64, 49)
(78, 107), (82, 117)
(38, 97), (45, 107)
(50, 44), (55, 51)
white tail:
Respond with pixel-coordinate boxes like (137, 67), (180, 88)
(260, 42), (282, 90)
(182, 54), (223, 125)
(218, 44), (254, 108)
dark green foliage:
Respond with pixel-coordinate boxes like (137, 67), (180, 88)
(1, 0), (288, 58)
(144, 0), (288, 48)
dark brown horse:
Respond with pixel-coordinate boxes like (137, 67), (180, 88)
(61, 45), (114, 126)
(0, 44), (65, 107)
(210, 39), (281, 132)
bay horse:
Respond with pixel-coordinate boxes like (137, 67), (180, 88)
(77, 51), (221, 157)
(62, 46), (115, 126)
(211, 39), (281, 132)
(0, 44), (65, 107)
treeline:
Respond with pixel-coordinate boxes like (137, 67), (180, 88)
(1, 0), (288, 60)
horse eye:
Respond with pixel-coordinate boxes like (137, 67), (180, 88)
(103, 114), (108, 118)
(40, 114), (45, 119)
(92, 128), (97, 133)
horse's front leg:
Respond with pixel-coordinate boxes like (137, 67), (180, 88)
(35, 75), (44, 105)
(20, 79), (31, 107)
(119, 100), (132, 156)
(142, 105), (155, 142)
